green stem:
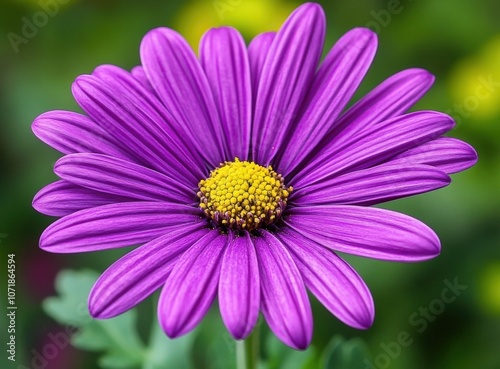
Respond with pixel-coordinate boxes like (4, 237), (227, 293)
(236, 325), (260, 369)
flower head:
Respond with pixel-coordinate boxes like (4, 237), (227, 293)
(197, 158), (292, 231)
(33, 2), (477, 349)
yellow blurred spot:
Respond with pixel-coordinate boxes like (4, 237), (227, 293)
(448, 35), (500, 121)
(478, 262), (500, 316)
(175, 0), (298, 51)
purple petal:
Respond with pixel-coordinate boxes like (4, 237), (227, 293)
(252, 3), (325, 165)
(159, 230), (227, 337)
(54, 153), (193, 203)
(130, 66), (154, 92)
(255, 230), (312, 350)
(72, 74), (203, 185)
(32, 110), (130, 159)
(33, 180), (132, 217)
(200, 27), (252, 160)
(40, 202), (203, 253)
(330, 68), (436, 148)
(293, 163), (450, 206)
(247, 32), (275, 99)
(278, 228), (374, 329)
(279, 28), (378, 174)
(91, 65), (206, 177)
(285, 205), (441, 261)
(219, 232), (260, 340)
(140, 28), (226, 165)
(292, 111), (454, 187)
(286, 68), (435, 178)
(89, 224), (210, 318)
(390, 137), (478, 174)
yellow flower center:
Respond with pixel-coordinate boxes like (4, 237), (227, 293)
(197, 158), (292, 231)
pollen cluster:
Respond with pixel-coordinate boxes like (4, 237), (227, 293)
(197, 158), (292, 231)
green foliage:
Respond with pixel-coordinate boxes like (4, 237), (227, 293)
(262, 333), (316, 369)
(142, 323), (194, 369)
(43, 269), (195, 369)
(260, 333), (371, 369)
(321, 336), (371, 369)
(43, 270), (145, 368)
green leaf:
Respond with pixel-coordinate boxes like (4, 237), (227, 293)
(142, 316), (195, 369)
(321, 335), (371, 369)
(43, 270), (145, 369)
(264, 333), (316, 369)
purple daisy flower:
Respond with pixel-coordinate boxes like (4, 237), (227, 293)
(33, 2), (477, 350)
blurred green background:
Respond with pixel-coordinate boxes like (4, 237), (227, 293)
(0, 0), (499, 368)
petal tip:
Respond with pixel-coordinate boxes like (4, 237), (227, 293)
(88, 285), (112, 319)
(221, 310), (258, 340)
(141, 26), (169, 40)
(140, 27), (184, 51)
(71, 74), (94, 98)
(354, 308), (375, 330)
(420, 231), (441, 261)
(159, 315), (185, 339)
(407, 67), (435, 81)
(227, 326), (252, 341)
(351, 27), (379, 43)
(290, 2), (325, 25)
(88, 299), (104, 319)
(465, 144), (479, 168)
(300, 2), (324, 13)
(31, 111), (57, 137)
(290, 334), (312, 351)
